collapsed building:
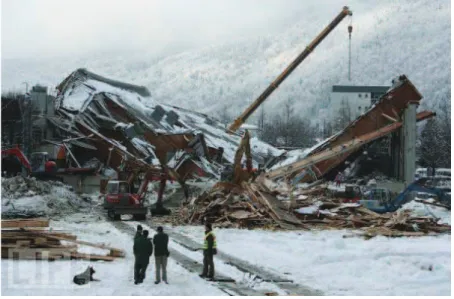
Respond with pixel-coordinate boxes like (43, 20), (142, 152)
(2, 69), (283, 194)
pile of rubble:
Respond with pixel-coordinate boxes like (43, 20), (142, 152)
(1, 176), (58, 198)
(1, 176), (94, 219)
(178, 181), (451, 237)
(180, 182), (303, 230)
(2, 218), (124, 261)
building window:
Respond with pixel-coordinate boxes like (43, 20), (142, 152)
(358, 94), (362, 98)
(358, 106), (362, 110)
(365, 94), (368, 98)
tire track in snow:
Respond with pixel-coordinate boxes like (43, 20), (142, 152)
(142, 221), (322, 296)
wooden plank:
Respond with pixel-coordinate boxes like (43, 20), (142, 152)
(2, 247), (76, 259)
(1, 219), (49, 228)
(254, 189), (302, 225)
(1, 231), (77, 240)
(70, 252), (116, 262)
(1, 244), (77, 249)
(24, 229), (125, 257)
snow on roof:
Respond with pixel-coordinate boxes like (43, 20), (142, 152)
(56, 69), (284, 167)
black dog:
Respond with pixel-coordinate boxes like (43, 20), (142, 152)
(73, 266), (99, 285)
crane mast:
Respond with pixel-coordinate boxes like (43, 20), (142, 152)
(227, 6), (353, 134)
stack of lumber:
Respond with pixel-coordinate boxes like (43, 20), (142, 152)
(1, 218), (125, 261)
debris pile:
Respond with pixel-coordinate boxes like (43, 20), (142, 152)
(1, 218), (125, 261)
(1, 176), (94, 219)
(180, 181), (451, 237)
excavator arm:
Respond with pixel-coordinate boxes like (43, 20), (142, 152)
(227, 6), (352, 133)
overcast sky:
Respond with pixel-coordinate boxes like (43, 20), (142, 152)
(2, 0), (310, 60)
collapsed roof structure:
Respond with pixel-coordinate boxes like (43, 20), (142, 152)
(49, 68), (284, 181)
(265, 75), (435, 183)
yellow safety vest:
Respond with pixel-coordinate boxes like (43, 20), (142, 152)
(203, 231), (217, 249)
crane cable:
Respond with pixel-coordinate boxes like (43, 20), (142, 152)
(348, 15), (353, 81)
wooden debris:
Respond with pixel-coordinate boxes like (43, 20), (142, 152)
(180, 181), (451, 237)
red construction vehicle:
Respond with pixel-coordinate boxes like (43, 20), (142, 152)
(1, 146), (32, 177)
(103, 180), (149, 221)
(103, 168), (177, 220)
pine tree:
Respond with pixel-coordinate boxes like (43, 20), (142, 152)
(418, 118), (444, 168)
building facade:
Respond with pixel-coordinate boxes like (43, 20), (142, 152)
(330, 85), (390, 119)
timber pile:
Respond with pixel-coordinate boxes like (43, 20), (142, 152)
(183, 182), (308, 229)
(1, 218), (125, 261)
(294, 203), (451, 237)
(182, 181), (451, 237)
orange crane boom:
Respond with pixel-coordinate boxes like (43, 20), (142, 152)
(227, 6), (352, 134)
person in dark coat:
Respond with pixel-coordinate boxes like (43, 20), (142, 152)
(133, 230), (153, 284)
(153, 226), (170, 284)
(199, 223), (217, 280)
(134, 225), (143, 240)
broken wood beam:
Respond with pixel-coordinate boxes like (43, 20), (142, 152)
(1, 218), (49, 229)
(382, 113), (398, 123)
(70, 252), (116, 261)
(23, 229), (125, 258)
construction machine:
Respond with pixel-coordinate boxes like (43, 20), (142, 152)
(103, 162), (187, 219)
(1, 146), (62, 181)
(359, 177), (451, 213)
(103, 180), (148, 220)
(227, 6), (353, 134)
(1, 147), (31, 177)
(103, 167), (175, 220)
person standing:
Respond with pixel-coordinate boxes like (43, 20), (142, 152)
(199, 223), (217, 280)
(135, 225), (143, 240)
(153, 226), (170, 284)
(133, 230), (153, 284)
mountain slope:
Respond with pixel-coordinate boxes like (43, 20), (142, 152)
(2, 0), (450, 124)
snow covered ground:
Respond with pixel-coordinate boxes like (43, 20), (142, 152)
(176, 226), (451, 296)
(2, 185), (450, 295)
(1, 214), (226, 296)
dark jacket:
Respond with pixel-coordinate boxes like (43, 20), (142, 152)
(133, 236), (153, 263)
(153, 232), (169, 257)
(134, 231), (142, 240)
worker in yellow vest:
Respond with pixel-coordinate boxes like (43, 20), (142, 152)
(199, 223), (217, 280)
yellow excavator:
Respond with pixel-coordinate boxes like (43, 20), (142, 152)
(227, 6), (353, 134)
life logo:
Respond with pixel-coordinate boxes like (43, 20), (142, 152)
(4, 249), (83, 291)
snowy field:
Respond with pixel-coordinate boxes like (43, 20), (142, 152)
(1, 214), (226, 296)
(176, 226), (451, 296)
(2, 209), (450, 296)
